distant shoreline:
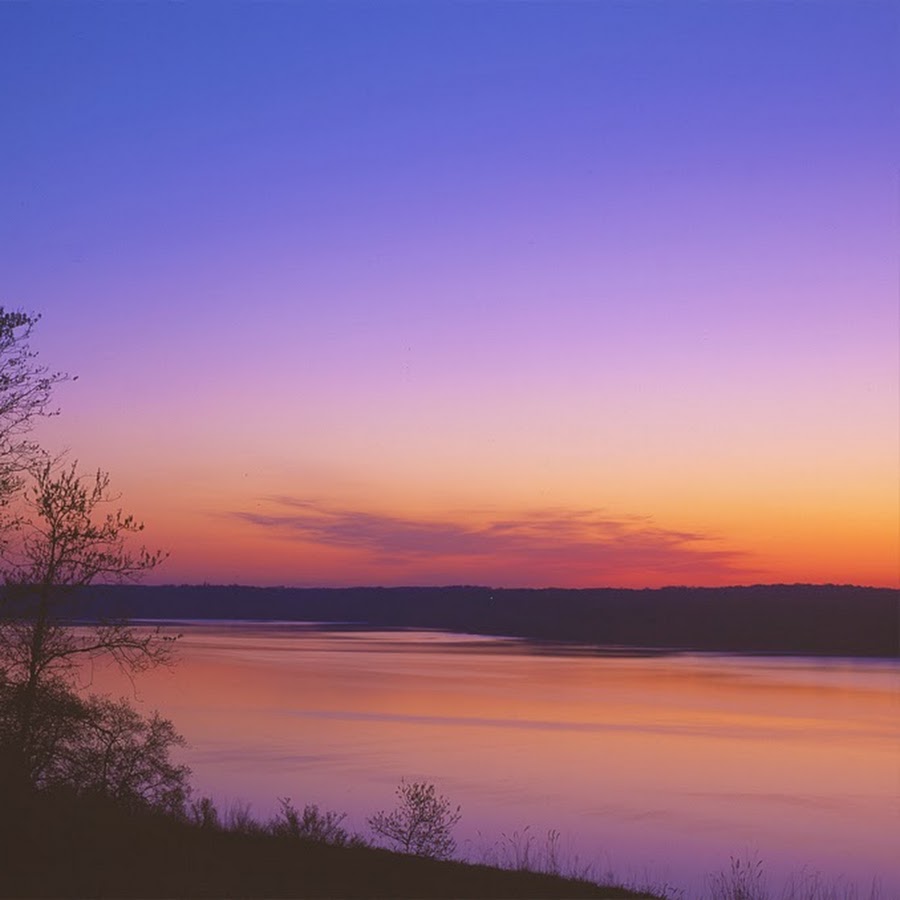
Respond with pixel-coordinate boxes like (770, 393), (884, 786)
(60, 583), (899, 658)
(118, 617), (900, 664)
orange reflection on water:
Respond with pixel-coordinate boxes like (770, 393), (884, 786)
(86, 625), (899, 894)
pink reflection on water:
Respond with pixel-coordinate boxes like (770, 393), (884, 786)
(85, 623), (900, 896)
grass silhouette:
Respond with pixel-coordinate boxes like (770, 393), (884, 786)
(0, 788), (659, 898)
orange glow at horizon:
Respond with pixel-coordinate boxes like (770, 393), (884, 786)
(31, 396), (898, 590)
(128, 485), (897, 589)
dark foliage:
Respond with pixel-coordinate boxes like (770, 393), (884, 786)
(0, 677), (189, 813)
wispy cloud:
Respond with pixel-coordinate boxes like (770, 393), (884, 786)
(231, 498), (754, 585)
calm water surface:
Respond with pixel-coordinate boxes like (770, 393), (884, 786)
(88, 623), (899, 895)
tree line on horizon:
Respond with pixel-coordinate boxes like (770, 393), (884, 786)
(75, 581), (899, 658)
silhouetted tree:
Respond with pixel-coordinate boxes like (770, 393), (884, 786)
(0, 461), (178, 804)
(368, 780), (461, 860)
(46, 695), (189, 814)
(0, 308), (67, 525)
(0, 309), (186, 813)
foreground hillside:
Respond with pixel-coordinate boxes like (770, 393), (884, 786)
(0, 793), (657, 899)
(75, 583), (898, 657)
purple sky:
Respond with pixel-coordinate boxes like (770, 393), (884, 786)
(2, 2), (897, 587)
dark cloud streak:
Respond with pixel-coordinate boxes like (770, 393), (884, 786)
(232, 498), (752, 580)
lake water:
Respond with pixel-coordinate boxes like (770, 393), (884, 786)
(86, 622), (899, 897)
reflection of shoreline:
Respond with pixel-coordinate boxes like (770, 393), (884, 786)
(91, 617), (900, 665)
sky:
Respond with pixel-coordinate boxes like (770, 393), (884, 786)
(1, 2), (897, 589)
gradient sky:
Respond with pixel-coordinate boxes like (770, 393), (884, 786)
(2, 2), (897, 588)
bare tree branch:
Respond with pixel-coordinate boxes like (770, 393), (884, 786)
(0, 461), (172, 795)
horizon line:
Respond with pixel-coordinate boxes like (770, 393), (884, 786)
(90, 581), (898, 592)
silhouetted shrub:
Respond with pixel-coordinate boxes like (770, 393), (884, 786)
(368, 780), (461, 860)
(270, 797), (351, 845)
(190, 795), (220, 829)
